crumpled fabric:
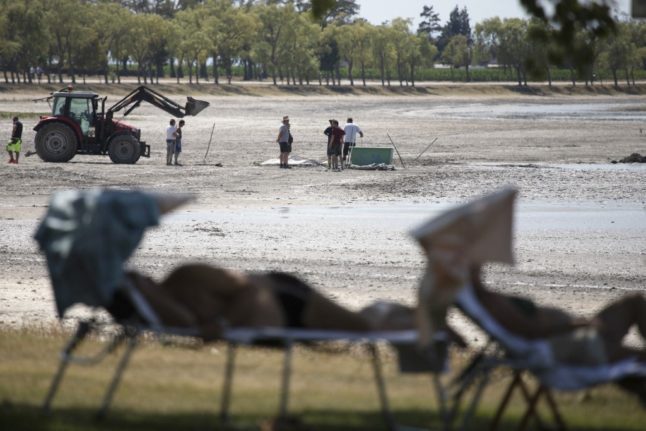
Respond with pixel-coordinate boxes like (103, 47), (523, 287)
(409, 187), (517, 346)
(34, 189), (160, 317)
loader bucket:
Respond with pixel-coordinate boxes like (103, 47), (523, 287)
(185, 97), (210, 116)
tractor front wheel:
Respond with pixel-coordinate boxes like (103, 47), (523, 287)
(108, 135), (140, 164)
(35, 123), (78, 163)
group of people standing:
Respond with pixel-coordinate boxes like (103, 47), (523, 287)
(324, 118), (363, 171)
(165, 118), (185, 166)
(275, 116), (363, 170)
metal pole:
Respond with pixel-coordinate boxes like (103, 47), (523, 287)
(386, 132), (406, 169)
(279, 341), (294, 419)
(203, 122), (216, 161)
(96, 335), (139, 420)
(220, 343), (237, 426)
(369, 344), (397, 431)
(414, 137), (438, 161)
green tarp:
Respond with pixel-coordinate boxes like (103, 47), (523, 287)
(350, 147), (393, 166)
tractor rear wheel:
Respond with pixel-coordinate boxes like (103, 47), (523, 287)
(108, 135), (140, 164)
(35, 123), (77, 163)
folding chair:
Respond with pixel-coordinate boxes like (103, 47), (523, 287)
(448, 283), (646, 431)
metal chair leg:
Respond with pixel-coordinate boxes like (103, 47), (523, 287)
(370, 343), (398, 431)
(42, 321), (93, 414)
(460, 371), (491, 431)
(96, 334), (139, 420)
(278, 341), (294, 419)
(220, 342), (237, 426)
(489, 372), (522, 431)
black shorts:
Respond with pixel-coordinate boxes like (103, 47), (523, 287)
(279, 142), (291, 153)
(327, 143), (342, 156)
(265, 272), (313, 328)
(343, 142), (356, 156)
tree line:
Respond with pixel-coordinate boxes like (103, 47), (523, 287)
(0, 0), (642, 88)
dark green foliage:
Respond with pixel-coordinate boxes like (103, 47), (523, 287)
(519, 0), (616, 77)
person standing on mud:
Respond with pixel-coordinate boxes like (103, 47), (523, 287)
(174, 119), (184, 166)
(6, 116), (23, 164)
(324, 119), (334, 170)
(166, 119), (177, 166)
(342, 118), (363, 168)
(326, 120), (345, 172)
(276, 115), (292, 169)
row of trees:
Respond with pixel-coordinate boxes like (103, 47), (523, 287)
(0, 0), (642, 87)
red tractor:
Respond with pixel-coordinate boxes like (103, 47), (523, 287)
(33, 86), (209, 164)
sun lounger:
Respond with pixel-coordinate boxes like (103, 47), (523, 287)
(447, 282), (646, 431)
(35, 189), (452, 430)
(41, 275), (448, 431)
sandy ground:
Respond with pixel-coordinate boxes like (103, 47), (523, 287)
(0, 88), (645, 345)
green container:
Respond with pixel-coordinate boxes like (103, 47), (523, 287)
(350, 147), (394, 165)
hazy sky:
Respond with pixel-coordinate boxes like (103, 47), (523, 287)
(355, 1), (633, 28)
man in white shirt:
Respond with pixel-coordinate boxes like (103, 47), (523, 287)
(343, 118), (363, 168)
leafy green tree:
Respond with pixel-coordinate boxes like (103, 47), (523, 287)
(417, 5), (442, 43)
(173, 8), (212, 83)
(371, 24), (395, 87)
(441, 34), (468, 81)
(498, 19), (530, 86)
(43, 0), (90, 83)
(319, 26), (341, 85)
(437, 6), (471, 53)
(407, 33), (437, 86)
(0, 0), (47, 83)
(205, 0), (258, 84)
(519, 0), (615, 77)
(390, 18), (414, 86)
(353, 20), (374, 87)
(255, 3), (293, 85)
(298, 0), (359, 27)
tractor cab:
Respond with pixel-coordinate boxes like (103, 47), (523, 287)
(50, 91), (100, 144)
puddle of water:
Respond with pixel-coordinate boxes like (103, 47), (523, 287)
(167, 200), (646, 235)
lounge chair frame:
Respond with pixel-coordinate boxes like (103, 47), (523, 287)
(42, 316), (436, 431)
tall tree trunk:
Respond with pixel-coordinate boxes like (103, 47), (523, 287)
(624, 68), (630, 86)
(361, 62), (366, 87)
(212, 53), (220, 84)
(410, 61), (416, 87)
(347, 60), (354, 86)
(547, 66), (552, 87)
(612, 69), (618, 88)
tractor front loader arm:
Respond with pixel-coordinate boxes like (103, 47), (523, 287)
(107, 86), (209, 118)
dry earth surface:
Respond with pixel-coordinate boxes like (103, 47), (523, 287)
(0, 83), (645, 345)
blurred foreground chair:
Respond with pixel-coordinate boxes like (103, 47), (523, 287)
(409, 187), (646, 431)
(35, 188), (454, 430)
(442, 282), (646, 431)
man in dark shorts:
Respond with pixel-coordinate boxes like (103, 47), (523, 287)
(7, 116), (23, 164)
(276, 115), (291, 169)
(325, 119), (345, 172)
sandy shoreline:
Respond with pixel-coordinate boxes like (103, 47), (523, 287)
(0, 90), (645, 346)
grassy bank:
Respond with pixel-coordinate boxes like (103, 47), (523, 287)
(2, 81), (646, 98)
(1, 328), (645, 430)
